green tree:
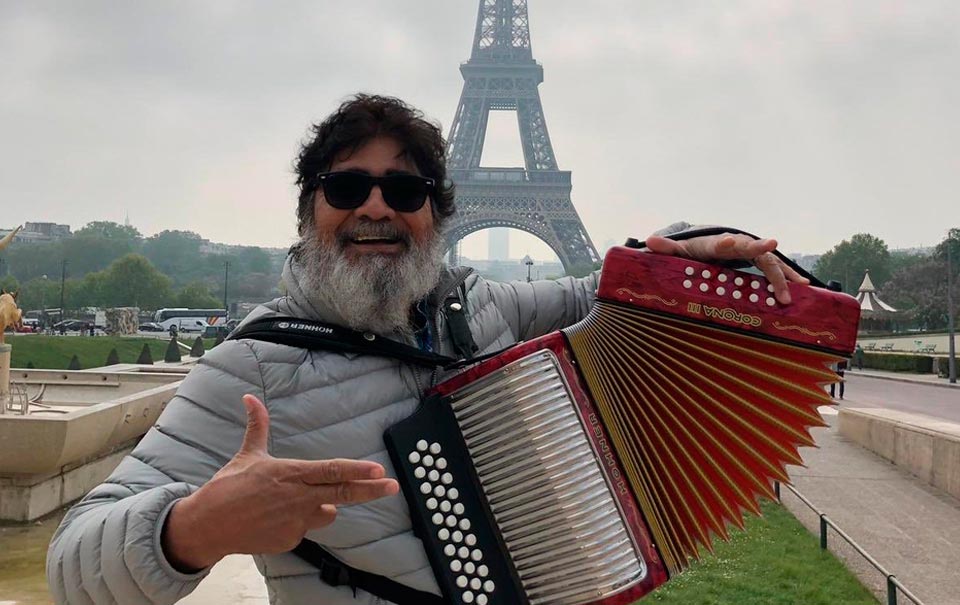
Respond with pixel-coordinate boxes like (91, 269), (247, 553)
(74, 221), (142, 243)
(142, 230), (204, 283)
(813, 233), (891, 295)
(176, 281), (222, 308)
(101, 254), (173, 309)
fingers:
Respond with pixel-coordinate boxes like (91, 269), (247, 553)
(305, 504), (339, 530)
(293, 458), (388, 484)
(753, 253), (791, 304)
(644, 235), (690, 257)
(239, 394), (270, 456)
(309, 478), (400, 506)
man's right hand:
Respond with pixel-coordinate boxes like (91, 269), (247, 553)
(161, 394), (399, 572)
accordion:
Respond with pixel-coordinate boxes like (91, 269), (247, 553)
(385, 245), (860, 605)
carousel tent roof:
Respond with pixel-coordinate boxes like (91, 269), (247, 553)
(854, 270), (897, 317)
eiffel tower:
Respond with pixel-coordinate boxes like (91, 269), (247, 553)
(444, 0), (600, 273)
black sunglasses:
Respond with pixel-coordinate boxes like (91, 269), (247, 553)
(313, 171), (435, 213)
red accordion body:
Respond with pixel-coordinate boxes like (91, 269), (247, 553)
(386, 247), (860, 605)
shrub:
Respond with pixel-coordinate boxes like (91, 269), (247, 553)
(862, 352), (933, 373)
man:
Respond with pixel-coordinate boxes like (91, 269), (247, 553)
(47, 94), (807, 604)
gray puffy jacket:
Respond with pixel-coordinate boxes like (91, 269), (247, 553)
(47, 254), (599, 605)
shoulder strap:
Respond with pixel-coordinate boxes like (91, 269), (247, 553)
(443, 284), (478, 361)
(292, 539), (446, 605)
(227, 316), (457, 367)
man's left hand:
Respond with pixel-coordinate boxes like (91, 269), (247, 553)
(645, 233), (809, 305)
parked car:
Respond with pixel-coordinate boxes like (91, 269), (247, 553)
(139, 322), (165, 332)
(16, 318), (40, 333)
(202, 325), (233, 339)
(53, 319), (86, 332)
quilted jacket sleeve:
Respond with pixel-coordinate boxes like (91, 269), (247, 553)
(46, 340), (267, 605)
(473, 222), (701, 341)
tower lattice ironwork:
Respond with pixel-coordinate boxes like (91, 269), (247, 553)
(444, 0), (600, 273)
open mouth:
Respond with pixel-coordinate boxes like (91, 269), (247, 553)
(349, 235), (403, 245)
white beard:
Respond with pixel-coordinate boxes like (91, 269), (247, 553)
(297, 222), (446, 336)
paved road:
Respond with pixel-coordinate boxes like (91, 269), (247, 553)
(839, 373), (960, 423)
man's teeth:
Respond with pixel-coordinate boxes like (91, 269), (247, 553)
(353, 236), (398, 243)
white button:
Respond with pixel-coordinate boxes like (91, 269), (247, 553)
(450, 559), (462, 572)
(432, 513), (443, 525)
(749, 293), (759, 303)
(446, 515), (457, 527)
(428, 470), (439, 481)
(426, 497), (438, 510)
(422, 455), (434, 467)
(456, 575), (468, 588)
(734, 276), (744, 286)
(477, 595), (488, 605)
(463, 591), (474, 604)
(459, 518), (471, 530)
(470, 578), (482, 590)
(682, 279), (692, 289)
(414, 467), (426, 479)
(444, 544), (456, 556)
(477, 565), (489, 577)
(751, 280), (760, 289)
(434, 485), (446, 498)
(483, 580), (495, 592)
(716, 287), (726, 296)
(416, 440), (428, 451)
(733, 290), (743, 300)
(471, 549), (482, 561)
(452, 530), (463, 543)
(442, 472), (453, 485)
(408, 452), (421, 464)
(685, 266), (695, 276)
(767, 284), (775, 292)
(718, 273), (728, 282)
(448, 488), (459, 499)
(701, 269), (711, 279)
(464, 562), (476, 574)
(699, 283), (709, 292)
(438, 528), (450, 540)
(465, 533), (476, 546)
(453, 503), (465, 515)
(440, 500), (451, 513)
(420, 482), (432, 495)
(458, 546), (470, 558)
(766, 297), (776, 306)
(436, 458), (448, 470)
(429, 442), (442, 454)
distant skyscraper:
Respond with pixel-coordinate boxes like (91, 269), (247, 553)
(488, 228), (510, 260)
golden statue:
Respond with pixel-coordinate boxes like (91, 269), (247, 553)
(0, 226), (23, 345)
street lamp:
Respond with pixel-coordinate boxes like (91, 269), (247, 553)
(947, 243), (956, 383)
(522, 255), (534, 283)
(40, 275), (48, 330)
(59, 260), (67, 333)
(223, 261), (230, 316)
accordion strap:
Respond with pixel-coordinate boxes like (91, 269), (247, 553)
(292, 539), (446, 605)
(227, 316), (457, 367)
(629, 226), (829, 289)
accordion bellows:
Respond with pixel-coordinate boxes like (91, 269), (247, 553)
(386, 247), (860, 605)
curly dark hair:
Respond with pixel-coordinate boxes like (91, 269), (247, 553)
(294, 94), (456, 235)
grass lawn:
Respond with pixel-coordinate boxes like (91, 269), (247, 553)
(5, 334), (217, 370)
(646, 500), (877, 604)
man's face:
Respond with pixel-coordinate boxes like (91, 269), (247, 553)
(297, 135), (446, 334)
(312, 136), (435, 259)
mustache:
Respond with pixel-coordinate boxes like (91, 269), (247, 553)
(337, 221), (412, 246)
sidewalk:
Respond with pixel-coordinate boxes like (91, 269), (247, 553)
(783, 408), (960, 604)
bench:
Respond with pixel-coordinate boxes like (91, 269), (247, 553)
(920, 344), (937, 353)
(880, 343), (895, 352)
(863, 342), (877, 351)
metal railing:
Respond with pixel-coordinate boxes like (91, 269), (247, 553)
(775, 481), (925, 605)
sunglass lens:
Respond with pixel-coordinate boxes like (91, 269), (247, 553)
(382, 175), (429, 212)
(323, 173), (372, 209)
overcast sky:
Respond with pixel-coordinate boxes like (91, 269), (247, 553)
(2, 1), (958, 260)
